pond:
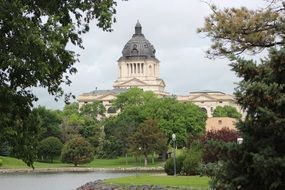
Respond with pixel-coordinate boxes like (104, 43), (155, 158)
(0, 172), (133, 190)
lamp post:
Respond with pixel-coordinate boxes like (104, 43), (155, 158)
(172, 133), (176, 176)
(138, 147), (142, 167)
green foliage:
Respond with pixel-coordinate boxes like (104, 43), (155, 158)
(202, 140), (225, 164)
(0, 0), (116, 167)
(212, 105), (241, 119)
(61, 137), (94, 166)
(8, 109), (41, 169)
(164, 153), (186, 176)
(0, 158), (2, 167)
(128, 119), (168, 166)
(200, 2), (285, 189)
(181, 149), (202, 176)
(80, 101), (106, 122)
(105, 175), (210, 188)
(36, 106), (62, 140)
(38, 137), (63, 163)
(104, 88), (207, 157)
(198, 1), (283, 57)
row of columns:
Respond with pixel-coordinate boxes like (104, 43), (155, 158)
(127, 63), (144, 75)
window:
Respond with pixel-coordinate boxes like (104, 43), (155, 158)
(218, 120), (222, 125)
(219, 101), (223, 103)
(201, 107), (207, 114)
(107, 107), (117, 114)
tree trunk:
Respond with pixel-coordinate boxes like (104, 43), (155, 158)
(125, 153), (128, 165)
(152, 152), (155, 164)
(144, 155), (148, 166)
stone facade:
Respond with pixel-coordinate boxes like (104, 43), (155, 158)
(206, 117), (237, 131)
(77, 21), (244, 123)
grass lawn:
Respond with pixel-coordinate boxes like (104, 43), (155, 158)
(0, 156), (163, 169)
(105, 175), (210, 189)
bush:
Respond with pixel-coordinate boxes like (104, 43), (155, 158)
(164, 153), (185, 175)
(202, 140), (226, 164)
(38, 136), (63, 162)
(181, 149), (202, 176)
(61, 137), (94, 166)
(0, 158), (3, 167)
(199, 162), (220, 176)
(203, 128), (239, 143)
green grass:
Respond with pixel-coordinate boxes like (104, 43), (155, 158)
(0, 156), (163, 169)
(105, 175), (210, 189)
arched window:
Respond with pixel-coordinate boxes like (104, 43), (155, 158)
(107, 107), (117, 114)
(141, 63), (144, 73)
(201, 107), (207, 115)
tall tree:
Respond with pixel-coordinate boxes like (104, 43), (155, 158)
(0, 0), (117, 167)
(128, 118), (167, 166)
(199, 1), (285, 189)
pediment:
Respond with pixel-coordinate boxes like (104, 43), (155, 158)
(190, 94), (217, 101)
(158, 80), (166, 87)
(119, 78), (148, 86)
(97, 93), (117, 101)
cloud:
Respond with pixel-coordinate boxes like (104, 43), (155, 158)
(33, 0), (268, 109)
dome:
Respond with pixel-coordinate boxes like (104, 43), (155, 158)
(121, 21), (156, 58)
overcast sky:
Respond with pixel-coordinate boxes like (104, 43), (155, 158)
(33, 0), (268, 110)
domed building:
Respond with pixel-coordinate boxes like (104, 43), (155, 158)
(78, 21), (244, 121)
(113, 21), (167, 96)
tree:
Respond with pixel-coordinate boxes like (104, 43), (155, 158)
(199, 1), (285, 189)
(61, 137), (94, 166)
(128, 118), (167, 166)
(38, 137), (63, 163)
(101, 89), (207, 158)
(80, 101), (106, 124)
(0, 1), (117, 167)
(36, 106), (62, 140)
(212, 105), (241, 119)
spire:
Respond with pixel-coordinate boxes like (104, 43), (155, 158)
(135, 20), (142, 35)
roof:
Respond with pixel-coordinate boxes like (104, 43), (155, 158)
(121, 21), (156, 59)
(190, 90), (226, 94)
(81, 88), (128, 96)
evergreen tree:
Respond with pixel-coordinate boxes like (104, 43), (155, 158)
(199, 1), (285, 189)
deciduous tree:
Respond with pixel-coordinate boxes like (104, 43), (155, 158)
(61, 137), (94, 166)
(128, 119), (167, 166)
(0, 0), (117, 167)
(212, 105), (241, 119)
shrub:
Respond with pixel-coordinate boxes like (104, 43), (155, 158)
(181, 149), (202, 176)
(38, 136), (63, 162)
(164, 153), (185, 175)
(199, 162), (220, 176)
(203, 128), (239, 143)
(61, 137), (94, 166)
(0, 158), (3, 167)
(202, 140), (226, 164)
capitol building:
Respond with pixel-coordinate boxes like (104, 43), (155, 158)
(78, 21), (243, 130)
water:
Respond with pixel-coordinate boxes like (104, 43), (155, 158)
(0, 172), (132, 190)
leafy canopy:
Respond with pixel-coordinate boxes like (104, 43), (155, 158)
(0, 0), (117, 167)
(212, 105), (241, 119)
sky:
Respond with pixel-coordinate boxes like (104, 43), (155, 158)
(33, 0), (268, 110)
